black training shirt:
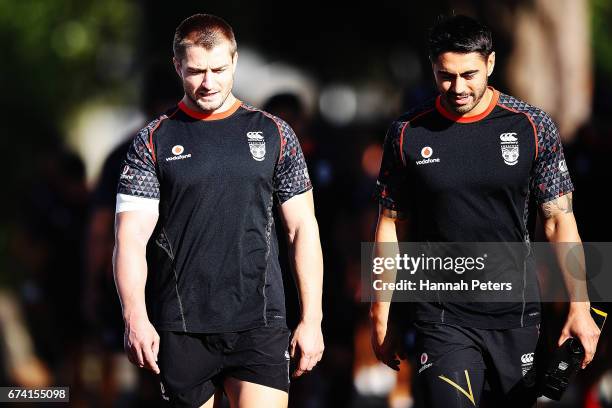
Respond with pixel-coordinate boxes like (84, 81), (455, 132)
(117, 100), (312, 333)
(375, 88), (574, 329)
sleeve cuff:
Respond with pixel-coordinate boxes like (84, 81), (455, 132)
(116, 193), (159, 215)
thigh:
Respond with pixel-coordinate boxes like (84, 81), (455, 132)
(223, 326), (291, 395)
(158, 331), (224, 407)
(481, 325), (540, 407)
(223, 377), (288, 408)
(200, 389), (225, 408)
(415, 321), (487, 408)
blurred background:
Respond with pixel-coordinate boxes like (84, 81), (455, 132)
(0, 0), (611, 406)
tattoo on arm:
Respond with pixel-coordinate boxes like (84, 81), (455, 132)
(381, 207), (406, 220)
(541, 194), (573, 218)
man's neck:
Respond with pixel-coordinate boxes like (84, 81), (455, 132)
(181, 93), (237, 115)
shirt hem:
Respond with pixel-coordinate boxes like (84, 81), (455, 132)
(415, 311), (541, 330)
(153, 317), (288, 334)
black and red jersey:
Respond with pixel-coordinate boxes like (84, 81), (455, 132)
(117, 99), (312, 333)
(375, 87), (574, 329)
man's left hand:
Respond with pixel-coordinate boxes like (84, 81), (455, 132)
(558, 303), (601, 369)
(290, 320), (324, 378)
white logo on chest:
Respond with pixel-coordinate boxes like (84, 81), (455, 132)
(416, 146), (440, 165)
(247, 131), (266, 161)
(165, 145), (191, 161)
(500, 132), (519, 166)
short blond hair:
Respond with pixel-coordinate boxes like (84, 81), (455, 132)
(173, 14), (237, 60)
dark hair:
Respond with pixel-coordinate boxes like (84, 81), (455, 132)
(173, 14), (237, 60)
(263, 93), (304, 117)
(428, 15), (492, 60)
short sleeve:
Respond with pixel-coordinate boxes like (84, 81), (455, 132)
(530, 114), (574, 204)
(93, 140), (131, 210)
(116, 126), (161, 213)
(373, 121), (409, 212)
(273, 119), (312, 203)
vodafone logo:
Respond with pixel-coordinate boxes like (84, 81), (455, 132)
(120, 164), (134, 180)
(418, 352), (433, 373)
(160, 382), (169, 401)
(166, 145), (191, 162)
(172, 145), (184, 155)
(416, 146), (440, 166)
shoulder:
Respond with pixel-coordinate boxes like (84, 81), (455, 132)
(134, 107), (179, 139)
(240, 102), (294, 137)
(398, 98), (437, 123)
(496, 92), (557, 135)
(386, 98), (436, 142)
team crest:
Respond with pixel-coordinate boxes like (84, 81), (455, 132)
(247, 131), (266, 161)
(500, 132), (519, 166)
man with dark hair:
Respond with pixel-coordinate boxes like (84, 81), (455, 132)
(370, 15), (600, 407)
(113, 13), (324, 408)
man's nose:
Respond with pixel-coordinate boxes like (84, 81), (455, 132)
(201, 72), (214, 89)
(450, 77), (467, 95)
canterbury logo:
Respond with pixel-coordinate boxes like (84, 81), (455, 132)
(500, 132), (518, 143)
(247, 131), (266, 161)
(521, 353), (534, 364)
(438, 370), (475, 406)
(500, 132), (519, 166)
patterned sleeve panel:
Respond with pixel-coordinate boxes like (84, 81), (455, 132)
(272, 117), (312, 203)
(373, 120), (409, 212)
(528, 110), (574, 204)
(497, 93), (574, 205)
(117, 123), (161, 200)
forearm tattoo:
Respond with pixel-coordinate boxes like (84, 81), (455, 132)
(541, 194), (573, 218)
(381, 207), (406, 220)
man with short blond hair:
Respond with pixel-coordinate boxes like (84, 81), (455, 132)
(113, 14), (324, 408)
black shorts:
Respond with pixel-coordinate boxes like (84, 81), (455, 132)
(414, 321), (539, 408)
(158, 326), (291, 407)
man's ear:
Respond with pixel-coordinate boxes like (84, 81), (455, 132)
(232, 51), (238, 74)
(487, 52), (496, 77)
(173, 57), (183, 78)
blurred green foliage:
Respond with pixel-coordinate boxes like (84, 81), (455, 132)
(0, 0), (138, 280)
(0, 0), (138, 127)
(592, 0), (612, 77)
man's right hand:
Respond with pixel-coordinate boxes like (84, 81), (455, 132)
(124, 315), (160, 374)
(370, 312), (403, 371)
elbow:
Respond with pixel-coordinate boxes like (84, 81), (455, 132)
(286, 215), (318, 245)
(543, 220), (558, 242)
(115, 224), (149, 250)
(542, 216), (581, 243)
(286, 228), (297, 245)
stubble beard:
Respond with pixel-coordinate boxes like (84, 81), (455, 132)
(185, 85), (229, 113)
(445, 82), (488, 115)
